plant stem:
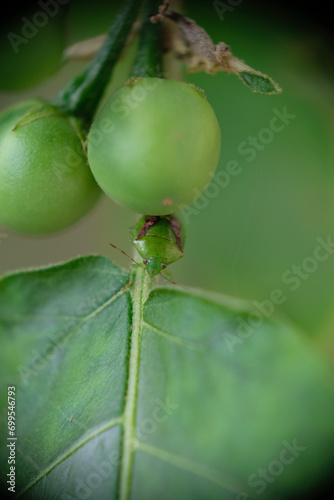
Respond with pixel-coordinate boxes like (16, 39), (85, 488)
(131, 0), (163, 78)
(119, 265), (151, 500)
(52, 0), (142, 124)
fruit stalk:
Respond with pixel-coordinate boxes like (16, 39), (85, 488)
(131, 0), (163, 78)
(52, 0), (142, 123)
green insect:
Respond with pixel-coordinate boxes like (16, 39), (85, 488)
(109, 214), (185, 277)
(134, 214), (185, 276)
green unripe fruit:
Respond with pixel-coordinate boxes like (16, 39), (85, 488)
(0, 99), (101, 234)
(87, 77), (221, 215)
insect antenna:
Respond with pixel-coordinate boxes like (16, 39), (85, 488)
(109, 243), (143, 267)
(160, 273), (192, 290)
(160, 273), (178, 286)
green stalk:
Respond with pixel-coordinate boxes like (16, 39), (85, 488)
(119, 264), (151, 500)
(131, 0), (163, 78)
(52, 0), (142, 124)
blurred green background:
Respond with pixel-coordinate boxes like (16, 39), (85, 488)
(0, 0), (333, 350)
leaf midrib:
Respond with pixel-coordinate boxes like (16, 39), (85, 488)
(118, 266), (150, 500)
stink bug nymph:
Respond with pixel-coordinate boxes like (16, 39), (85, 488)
(134, 214), (185, 276)
(109, 214), (185, 278)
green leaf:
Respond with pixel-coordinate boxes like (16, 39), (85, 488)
(238, 70), (282, 94)
(0, 256), (333, 499)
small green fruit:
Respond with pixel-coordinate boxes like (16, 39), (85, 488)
(87, 77), (221, 215)
(0, 99), (101, 234)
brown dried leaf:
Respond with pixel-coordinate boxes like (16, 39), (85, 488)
(164, 12), (232, 74)
(150, 0), (172, 23)
(162, 11), (282, 93)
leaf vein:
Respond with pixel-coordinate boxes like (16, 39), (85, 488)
(17, 417), (123, 497)
(118, 268), (150, 500)
(143, 320), (208, 352)
(133, 439), (245, 494)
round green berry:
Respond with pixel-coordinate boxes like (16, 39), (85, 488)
(87, 77), (221, 215)
(0, 99), (101, 234)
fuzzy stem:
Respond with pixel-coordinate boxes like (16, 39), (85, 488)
(119, 264), (151, 500)
(52, 0), (142, 123)
(131, 0), (163, 78)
